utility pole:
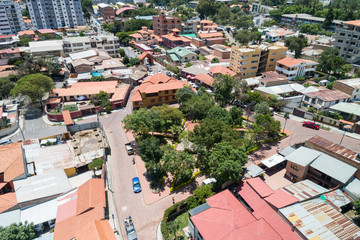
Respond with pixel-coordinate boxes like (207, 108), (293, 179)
(339, 130), (346, 145)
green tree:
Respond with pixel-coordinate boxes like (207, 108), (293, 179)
(213, 74), (236, 107)
(122, 56), (130, 65)
(207, 106), (232, 124)
(123, 108), (158, 135)
(255, 102), (270, 115)
(234, 79), (249, 103)
(316, 48), (345, 74)
(116, 32), (131, 46)
(118, 48), (126, 58)
(124, 19), (152, 32)
(235, 30), (250, 45)
(88, 158), (104, 170)
(0, 222), (36, 240)
(284, 35), (308, 58)
(354, 199), (360, 215)
(246, 91), (263, 105)
(323, 7), (334, 30)
(19, 36), (31, 47)
(90, 75), (105, 81)
(208, 141), (247, 184)
(175, 86), (195, 107)
(211, 57), (220, 63)
(218, 5), (231, 21)
(187, 185), (215, 209)
(183, 88), (215, 120)
(0, 79), (15, 100)
(229, 106), (243, 126)
(129, 58), (141, 66)
(269, 9), (283, 22)
(185, 62), (193, 68)
(152, 105), (183, 131)
(166, 63), (180, 76)
(255, 114), (281, 139)
(11, 74), (53, 105)
(91, 90), (110, 108)
(196, 0), (216, 19)
(17, 54), (61, 76)
(161, 150), (195, 184)
(326, 81), (334, 89)
(138, 136), (165, 162)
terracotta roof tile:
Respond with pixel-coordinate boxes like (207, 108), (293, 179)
(198, 32), (223, 39)
(18, 30), (35, 36)
(305, 89), (351, 102)
(76, 179), (106, 215)
(143, 73), (174, 84)
(209, 65), (236, 77)
(276, 57), (317, 67)
(71, 81), (117, 88)
(110, 84), (129, 102)
(75, 220), (116, 240)
(0, 192), (18, 213)
(0, 142), (25, 182)
(195, 73), (214, 87)
(53, 86), (116, 97)
(344, 20), (360, 27)
(62, 110), (73, 126)
(54, 203), (104, 240)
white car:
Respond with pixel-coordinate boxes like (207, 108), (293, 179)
(202, 178), (217, 185)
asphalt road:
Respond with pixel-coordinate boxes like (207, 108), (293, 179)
(10, 104), (66, 142)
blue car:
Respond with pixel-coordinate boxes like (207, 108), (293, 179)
(132, 177), (141, 193)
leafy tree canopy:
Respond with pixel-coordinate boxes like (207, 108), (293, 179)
(285, 35), (307, 58)
(213, 74), (236, 107)
(0, 222), (36, 240)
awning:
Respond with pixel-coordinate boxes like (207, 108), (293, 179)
(62, 110), (73, 126)
(77, 96), (85, 101)
(261, 154), (286, 168)
(340, 119), (354, 125)
(247, 164), (265, 177)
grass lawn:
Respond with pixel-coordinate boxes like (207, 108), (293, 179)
(169, 212), (189, 239)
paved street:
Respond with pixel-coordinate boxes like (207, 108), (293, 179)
(10, 104), (66, 142)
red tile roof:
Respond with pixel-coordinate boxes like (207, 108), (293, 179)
(0, 142), (25, 183)
(37, 29), (57, 34)
(53, 203), (104, 240)
(260, 71), (288, 82)
(110, 84), (129, 102)
(264, 189), (299, 209)
(76, 179), (106, 215)
(0, 192), (17, 213)
(200, 20), (213, 24)
(276, 57), (317, 67)
(75, 220), (116, 240)
(305, 89), (351, 102)
(198, 32), (223, 39)
(237, 183), (301, 240)
(143, 73), (174, 84)
(209, 65), (236, 77)
(62, 110), (73, 126)
(162, 33), (191, 42)
(0, 48), (23, 54)
(344, 20), (360, 27)
(0, 35), (15, 39)
(18, 30), (35, 36)
(71, 81), (117, 88)
(195, 73), (214, 87)
(246, 177), (274, 198)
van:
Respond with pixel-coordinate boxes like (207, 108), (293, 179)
(0, 139), (12, 146)
(125, 143), (134, 155)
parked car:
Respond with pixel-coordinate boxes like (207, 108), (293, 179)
(166, 71), (172, 76)
(202, 178), (217, 185)
(0, 139), (12, 146)
(132, 177), (141, 193)
(302, 121), (320, 130)
(124, 216), (138, 240)
(125, 143), (134, 155)
(234, 100), (247, 108)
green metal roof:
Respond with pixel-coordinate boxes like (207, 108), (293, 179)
(329, 102), (360, 116)
(169, 53), (180, 61)
(167, 47), (194, 58)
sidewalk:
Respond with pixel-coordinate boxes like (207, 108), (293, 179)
(2, 111), (25, 140)
(124, 128), (203, 206)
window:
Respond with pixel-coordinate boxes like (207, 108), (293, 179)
(151, 99), (155, 103)
(270, 58), (275, 62)
(317, 99), (323, 105)
(165, 90), (169, 94)
(165, 96), (169, 100)
(158, 97), (162, 102)
(172, 90), (176, 93)
(290, 164), (299, 171)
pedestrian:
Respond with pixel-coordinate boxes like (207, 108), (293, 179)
(172, 196), (175, 204)
(159, 191), (161, 196)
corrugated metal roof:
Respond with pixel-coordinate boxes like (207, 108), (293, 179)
(189, 203), (210, 216)
(310, 153), (357, 184)
(279, 198), (360, 240)
(285, 146), (321, 167)
(264, 189), (299, 209)
(281, 179), (327, 201)
(279, 146), (296, 157)
(320, 189), (352, 211)
(247, 164), (265, 177)
(261, 154), (286, 168)
(344, 177), (360, 201)
(306, 135), (359, 162)
(330, 102), (360, 116)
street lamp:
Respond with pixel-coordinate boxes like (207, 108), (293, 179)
(283, 112), (290, 132)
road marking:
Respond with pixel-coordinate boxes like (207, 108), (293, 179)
(122, 206), (127, 211)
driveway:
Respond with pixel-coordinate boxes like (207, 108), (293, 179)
(10, 104), (66, 142)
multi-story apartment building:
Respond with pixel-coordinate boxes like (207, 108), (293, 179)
(280, 14), (343, 32)
(153, 14), (181, 36)
(26, 0), (85, 30)
(63, 35), (120, 57)
(181, 19), (198, 35)
(302, 89), (350, 110)
(0, 0), (25, 35)
(229, 44), (287, 78)
(275, 57), (318, 80)
(97, 3), (115, 20)
(333, 78), (360, 100)
(333, 20), (360, 65)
